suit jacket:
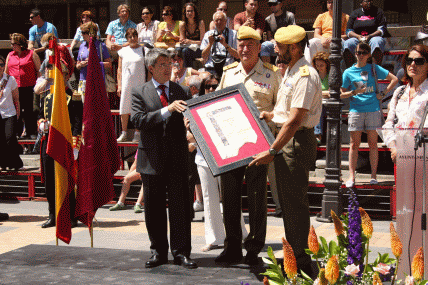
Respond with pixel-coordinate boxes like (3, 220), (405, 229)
(131, 80), (192, 175)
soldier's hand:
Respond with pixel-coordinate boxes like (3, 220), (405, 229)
(249, 150), (274, 167)
(260, 111), (274, 123)
(184, 117), (190, 130)
(168, 100), (187, 113)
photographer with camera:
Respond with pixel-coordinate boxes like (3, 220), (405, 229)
(201, 11), (238, 77)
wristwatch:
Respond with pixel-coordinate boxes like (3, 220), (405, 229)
(269, 148), (278, 156)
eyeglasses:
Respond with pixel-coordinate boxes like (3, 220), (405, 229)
(205, 84), (218, 90)
(356, 51), (369, 55)
(217, 8), (227, 11)
(162, 13), (171, 16)
(405, 57), (427, 66)
(268, 2), (279, 6)
(142, 12), (150, 15)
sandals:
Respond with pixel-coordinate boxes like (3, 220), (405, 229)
(201, 244), (222, 252)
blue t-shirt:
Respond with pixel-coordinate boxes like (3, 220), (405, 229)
(29, 22), (58, 47)
(342, 63), (389, 113)
(105, 19), (137, 45)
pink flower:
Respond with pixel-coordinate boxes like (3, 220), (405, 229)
(344, 264), (360, 277)
(373, 263), (391, 275)
(405, 276), (415, 285)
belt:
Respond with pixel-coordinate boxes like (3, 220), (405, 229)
(71, 92), (82, 101)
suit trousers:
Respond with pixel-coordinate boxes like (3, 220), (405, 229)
(220, 163), (268, 254)
(274, 128), (316, 267)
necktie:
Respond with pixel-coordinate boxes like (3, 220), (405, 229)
(158, 85), (168, 107)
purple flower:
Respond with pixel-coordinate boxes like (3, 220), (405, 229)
(346, 189), (363, 268)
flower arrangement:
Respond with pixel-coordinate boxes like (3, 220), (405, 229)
(261, 189), (428, 285)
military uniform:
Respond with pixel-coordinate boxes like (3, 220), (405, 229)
(218, 59), (281, 257)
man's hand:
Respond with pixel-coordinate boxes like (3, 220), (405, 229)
(391, 147), (397, 164)
(249, 150), (274, 167)
(321, 37), (331, 49)
(218, 35), (227, 47)
(208, 34), (215, 45)
(244, 18), (255, 28)
(184, 117), (190, 130)
(260, 111), (274, 123)
(168, 100), (187, 113)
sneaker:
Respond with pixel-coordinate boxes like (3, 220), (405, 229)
(370, 179), (378, 185)
(132, 132), (141, 143)
(193, 200), (204, 212)
(117, 133), (127, 142)
(345, 180), (355, 188)
(134, 204), (144, 213)
(109, 203), (126, 211)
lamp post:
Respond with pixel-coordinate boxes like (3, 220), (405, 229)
(316, 0), (344, 222)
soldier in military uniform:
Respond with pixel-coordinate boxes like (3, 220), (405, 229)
(250, 25), (322, 278)
(215, 26), (281, 265)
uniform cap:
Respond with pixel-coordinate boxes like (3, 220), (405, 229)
(237, 26), (261, 41)
(274, 25), (306, 45)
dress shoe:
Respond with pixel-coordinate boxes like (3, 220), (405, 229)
(244, 252), (259, 265)
(0, 212), (9, 221)
(41, 218), (56, 228)
(173, 254), (197, 269)
(214, 249), (243, 264)
(71, 220), (78, 228)
(145, 255), (168, 268)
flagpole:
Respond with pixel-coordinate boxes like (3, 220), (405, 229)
(90, 221), (94, 248)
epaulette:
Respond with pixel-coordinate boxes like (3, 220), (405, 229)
(223, 62), (239, 71)
(263, 62), (279, 72)
(299, 65), (310, 77)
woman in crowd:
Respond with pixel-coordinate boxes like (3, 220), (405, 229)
(70, 10), (101, 51)
(136, 7), (159, 52)
(5, 33), (40, 139)
(116, 28), (146, 143)
(155, 6), (181, 48)
(341, 42), (398, 187)
(312, 52), (331, 144)
(383, 44), (428, 163)
(76, 22), (111, 102)
(179, 2), (205, 68)
(170, 49), (202, 86)
(0, 55), (23, 171)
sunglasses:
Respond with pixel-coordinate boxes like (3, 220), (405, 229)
(217, 8), (227, 11)
(162, 13), (171, 16)
(268, 2), (279, 6)
(142, 12), (151, 15)
(356, 51), (369, 55)
(405, 57), (427, 66)
(205, 84), (218, 90)
(29, 15), (35, 19)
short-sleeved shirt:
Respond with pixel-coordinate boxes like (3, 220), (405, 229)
(313, 12), (349, 38)
(342, 63), (389, 113)
(233, 11), (265, 32)
(29, 22), (58, 48)
(137, 20), (159, 44)
(105, 19), (137, 45)
(200, 28), (237, 69)
(77, 40), (110, 80)
(157, 21), (181, 43)
(265, 11), (295, 34)
(346, 6), (387, 37)
(73, 24), (102, 43)
(0, 74), (18, 119)
(272, 57), (322, 128)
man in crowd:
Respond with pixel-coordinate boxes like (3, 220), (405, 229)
(201, 11), (238, 77)
(209, 1), (234, 31)
(131, 48), (196, 269)
(215, 26), (281, 266)
(260, 0), (295, 63)
(234, 0), (265, 37)
(105, 4), (136, 57)
(250, 25), (322, 278)
(28, 8), (58, 63)
(187, 75), (202, 98)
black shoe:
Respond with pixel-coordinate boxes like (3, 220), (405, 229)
(71, 220), (78, 228)
(214, 249), (243, 264)
(244, 252), (259, 265)
(0, 212), (9, 221)
(173, 254), (198, 269)
(41, 217), (56, 228)
(145, 255), (168, 268)
(274, 209), (283, 218)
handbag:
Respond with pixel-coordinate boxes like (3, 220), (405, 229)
(99, 43), (116, 93)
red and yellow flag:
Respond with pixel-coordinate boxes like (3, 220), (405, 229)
(46, 39), (76, 244)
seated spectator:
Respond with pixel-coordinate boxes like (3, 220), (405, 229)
(187, 75), (202, 97)
(28, 8), (58, 63)
(233, 0), (265, 37)
(171, 49), (203, 86)
(105, 4), (137, 58)
(209, 1), (234, 31)
(155, 6), (181, 49)
(261, 0), (295, 63)
(343, 0), (389, 67)
(179, 2), (205, 68)
(201, 11), (238, 77)
(70, 11), (101, 52)
(304, 0), (349, 65)
(136, 7), (159, 52)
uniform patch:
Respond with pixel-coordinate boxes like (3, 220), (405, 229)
(299, 65), (309, 77)
(266, 73), (270, 78)
(254, 81), (271, 89)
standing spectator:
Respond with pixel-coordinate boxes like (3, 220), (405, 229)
(261, 0), (295, 63)
(0, 55), (23, 171)
(209, 1), (234, 31)
(343, 0), (389, 67)
(155, 6), (181, 48)
(304, 0), (349, 64)
(105, 4), (137, 58)
(233, 0), (265, 37)
(28, 8), (58, 63)
(116, 28), (146, 143)
(5, 33), (41, 139)
(136, 7), (160, 51)
(340, 42), (397, 187)
(70, 11), (102, 51)
(201, 11), (239, 77)
(179, 2), (206, 68)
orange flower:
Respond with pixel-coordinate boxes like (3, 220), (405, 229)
(331, 210), (344, 236)
(390, 222), (403, 258)
(318, 268), (328, 285)
(263, 276), (269, 285)
(282, 237), (297, 280)
(308, 225), (320, 254)
(411, 247), (424, 281)
(359, 207), (373, 239)
(373, 272), (383, 285)
(325, 255), (339, 284)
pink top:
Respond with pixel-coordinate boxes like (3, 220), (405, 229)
(7, 50), (37, 87)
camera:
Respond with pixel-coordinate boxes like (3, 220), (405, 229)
(213, 30), (221, 42)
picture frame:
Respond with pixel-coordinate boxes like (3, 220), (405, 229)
(184, 83), (277, 177)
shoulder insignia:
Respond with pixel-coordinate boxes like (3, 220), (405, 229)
(223, 62), (239, 71)
(299, 65), (309, 77)
(263, 62), (279, 72)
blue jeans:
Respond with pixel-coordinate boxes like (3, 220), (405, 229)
(343, 36), (385, 54)
(261, 41), (276, 57)
(314, 104), (327, 136)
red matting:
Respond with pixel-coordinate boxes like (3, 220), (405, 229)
(190, 92), (270, 167)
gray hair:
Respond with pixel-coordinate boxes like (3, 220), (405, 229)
(188, 75), (202, 90)
(213, 11), (226, 21)
(145, 48), (170, 68)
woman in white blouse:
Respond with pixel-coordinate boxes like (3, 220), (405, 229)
(136, 7), (159, 51)
(383, 44), (428, 163)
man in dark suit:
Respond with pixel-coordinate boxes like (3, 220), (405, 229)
(131, 48), (196, 269)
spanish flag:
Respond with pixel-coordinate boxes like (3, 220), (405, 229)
(46, 39), (76, 244)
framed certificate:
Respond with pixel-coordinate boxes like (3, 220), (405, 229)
(184, 83), (277, 177)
